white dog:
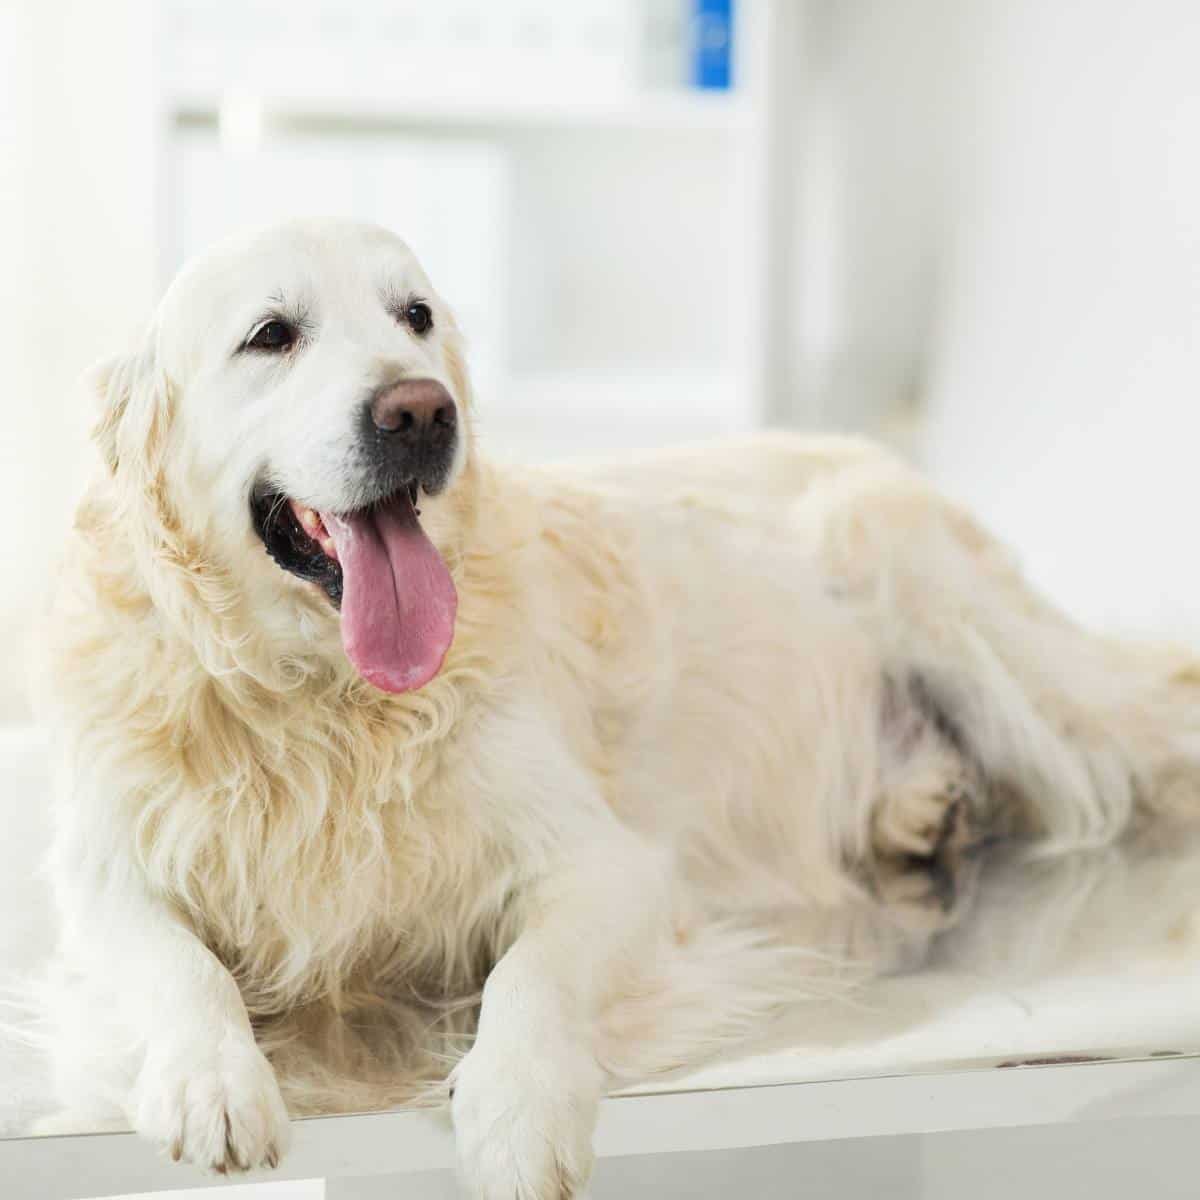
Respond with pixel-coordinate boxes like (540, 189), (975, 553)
(38, 219), (1200, 1198)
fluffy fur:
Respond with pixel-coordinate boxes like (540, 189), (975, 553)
(37, 219), (1200, 1197)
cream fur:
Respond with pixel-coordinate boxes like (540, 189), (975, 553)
(37, 220), (1200, 1198)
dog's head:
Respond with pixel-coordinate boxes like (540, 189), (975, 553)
(92, 219), (479, 695)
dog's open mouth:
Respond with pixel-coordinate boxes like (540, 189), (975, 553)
(251, 482), (457, 694)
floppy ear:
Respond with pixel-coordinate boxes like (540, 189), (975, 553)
(87, 353), (138, 475)
(86, 335), (170, 480)
(83, 340), (220, 635)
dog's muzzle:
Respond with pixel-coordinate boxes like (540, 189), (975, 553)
(360, 378), (458, 498)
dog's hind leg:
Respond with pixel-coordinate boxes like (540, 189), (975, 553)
(869, 674), (999, 934)
(795, 457), (1200, 852)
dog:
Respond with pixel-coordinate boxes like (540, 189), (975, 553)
(37, 218), (1200, 1198)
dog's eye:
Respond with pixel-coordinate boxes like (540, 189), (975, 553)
(244, 319), (296, 353)
(404, 301), (433, 336)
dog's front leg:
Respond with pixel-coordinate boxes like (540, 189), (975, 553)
(55, 857), (289, 1172)
(451, 830), (668, 1200)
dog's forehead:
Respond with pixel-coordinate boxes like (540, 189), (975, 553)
(158, 220), (427, 353)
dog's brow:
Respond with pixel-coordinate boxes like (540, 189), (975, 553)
(380, 281), (420, 315)
(255, 292), (312, 328)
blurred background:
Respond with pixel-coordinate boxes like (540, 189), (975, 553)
(3, 0), (1200, 722)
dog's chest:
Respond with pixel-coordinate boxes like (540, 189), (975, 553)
(190, 753), (513, 1011)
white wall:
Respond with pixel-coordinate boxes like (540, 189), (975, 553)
(920, 0), (1200, 642)
(798, 0), (1200, 645)
(795, 0), (957, 432)
(0, 0), (159, 720)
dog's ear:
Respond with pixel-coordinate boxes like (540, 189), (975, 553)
(86, 340), (165, 477)
(87, 353), (137, 475)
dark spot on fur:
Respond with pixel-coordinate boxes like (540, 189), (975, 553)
(906, 671), (969, 756)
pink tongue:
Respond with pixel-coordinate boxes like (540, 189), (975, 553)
(320, 492), (457, 693)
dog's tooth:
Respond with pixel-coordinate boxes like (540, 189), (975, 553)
(299, 507), (319, 531)
(319, 536), (338, 561)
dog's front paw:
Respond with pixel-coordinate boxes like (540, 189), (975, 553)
(132, 1028), (290, 1173)
(451, 1032), (603, 1200)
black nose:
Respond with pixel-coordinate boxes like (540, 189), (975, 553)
(364, 378), (459, 492)
(371, 378), (457, 437)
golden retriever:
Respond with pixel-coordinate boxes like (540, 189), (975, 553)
(37, 218), (1200, 1198)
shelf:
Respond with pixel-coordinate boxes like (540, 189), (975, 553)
(169, 88), (757, 136)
